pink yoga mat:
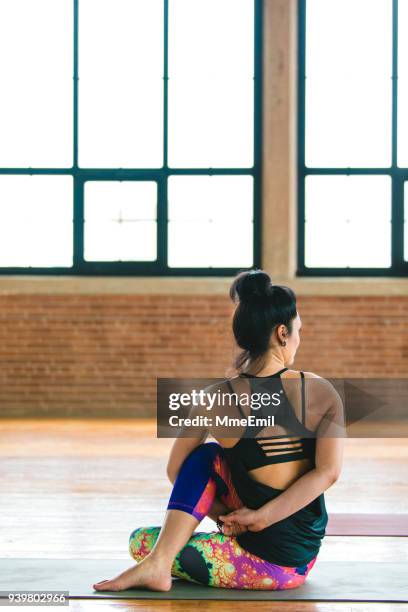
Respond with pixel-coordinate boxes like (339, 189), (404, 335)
(327, 513), (408, 536)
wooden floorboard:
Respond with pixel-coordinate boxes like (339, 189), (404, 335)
(1, 418), (408, 612)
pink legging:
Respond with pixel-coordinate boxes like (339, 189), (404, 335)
(129, 442), (317, 590)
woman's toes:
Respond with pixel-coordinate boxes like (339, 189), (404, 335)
(93, 579), (118, 591)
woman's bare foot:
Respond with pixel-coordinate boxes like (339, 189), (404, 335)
(93, 556), (172, 592)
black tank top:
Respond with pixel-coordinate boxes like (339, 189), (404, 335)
(225, 368), (315, 469)
(222, 368), (328, 567)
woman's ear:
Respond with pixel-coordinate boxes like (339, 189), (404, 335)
(276, 324), (287, 343)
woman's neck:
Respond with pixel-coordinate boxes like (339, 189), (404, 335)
(243, 353), (286, 376)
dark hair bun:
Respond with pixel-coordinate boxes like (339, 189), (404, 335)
(230, 268), (273, 302)
(229, 268), (297, 372)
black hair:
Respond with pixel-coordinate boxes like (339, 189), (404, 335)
(229, 268), (298, 373)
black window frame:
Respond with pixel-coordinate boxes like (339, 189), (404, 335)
(297, 0), (408, 277)
(0, 0), (262, 277)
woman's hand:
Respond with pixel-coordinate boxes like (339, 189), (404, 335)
(219, 519), (248, 536)
(219, 507), (267, 532)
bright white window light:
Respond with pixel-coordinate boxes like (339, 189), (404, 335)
(168, 0), (254, 168)
(0, 0), (73, 167)
(0, 176), (73, 267)
(84, 181), (157, 261)
(168, 175), (253, 267)
(398, 0), (408, 167)
(305, 0), (392, 168)
(404, 183), (408, 261)
(78, 0), (164, 168)
(305, 175), (391, 268)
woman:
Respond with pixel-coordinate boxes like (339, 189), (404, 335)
(93, 268), (344, 592)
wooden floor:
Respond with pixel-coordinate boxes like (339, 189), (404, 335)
(1, 419), (408, 612)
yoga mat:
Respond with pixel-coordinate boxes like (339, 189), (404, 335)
(327, 513), (408, 537)
(0, 559), (407, 602)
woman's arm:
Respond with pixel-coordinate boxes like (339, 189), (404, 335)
(259, 434), (343, 527)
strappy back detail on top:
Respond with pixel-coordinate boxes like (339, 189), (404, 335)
(224, 368), (315, 469)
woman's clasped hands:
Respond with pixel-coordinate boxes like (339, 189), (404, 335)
(219, 506), (268, 534)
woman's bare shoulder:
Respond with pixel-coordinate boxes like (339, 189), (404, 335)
(283, 369), (322, 379)
(302, 370), (324, 380)
(284, 369), (336, 398)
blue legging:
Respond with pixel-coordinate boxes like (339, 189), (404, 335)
(129, 442), (317, 590)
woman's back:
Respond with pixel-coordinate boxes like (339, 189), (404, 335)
(211, 368), (321, 491)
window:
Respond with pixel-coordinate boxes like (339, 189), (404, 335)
(298, 0), (407, 276)
(0, 0), (261, 276)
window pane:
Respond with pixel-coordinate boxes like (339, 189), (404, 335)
(305, 175), (391, 268)
(78, 0), (163, 168)
(168, 0), (254, 168)
(405, 183), (408, 261)
(305, 0), (392, 168)
(0, 0), (73, 167)
(168, 175), (253, 267)
(0, 176), (73, 267)
(84, 181), (157, 261)
(398, 0), (408, 167)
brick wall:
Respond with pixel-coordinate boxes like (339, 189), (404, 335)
(0, 294), (407, 417)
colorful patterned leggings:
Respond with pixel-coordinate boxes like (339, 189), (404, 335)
(129, 442), (317, 590)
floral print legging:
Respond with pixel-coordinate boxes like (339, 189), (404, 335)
(128, 442), (317, 590)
